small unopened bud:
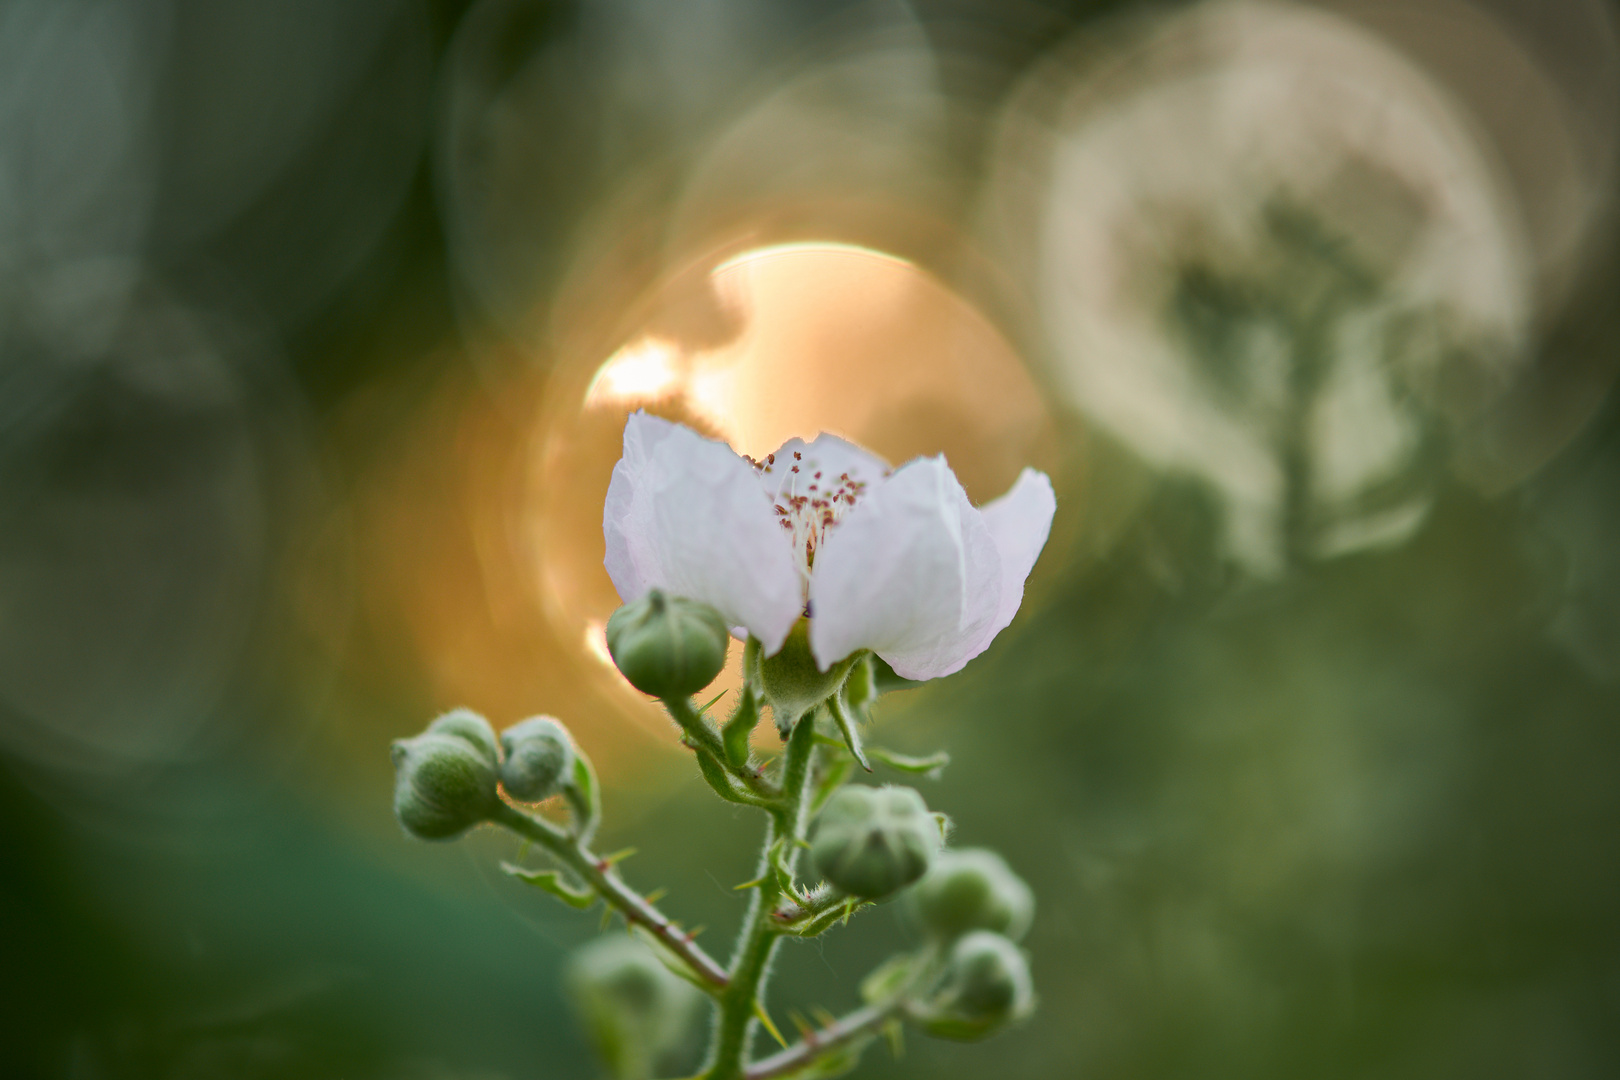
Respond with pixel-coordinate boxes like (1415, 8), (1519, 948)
(567, 935), (701, 1080)
(908, 848), (1034, 942)
(426, 707), (500, 766)
(810, 785), (940, 899)
(757, 619), (856, 733)
(499, 715), (575, 802)
(391, 712), (500, 840)
(914, 931), (1034, 1041)
(606, 589), (729, 699)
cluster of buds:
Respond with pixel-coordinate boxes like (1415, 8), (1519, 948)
(390, 591), (1039, 1077)
(905, 849), (1037, 1039)
(390, 416), (1053, 1080)
(391, 708), (577, 840)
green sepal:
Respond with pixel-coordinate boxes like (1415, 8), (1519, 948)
(501, 862), (596, 910)
(722, 682), (760, 769)
(860, 953), (921, 1005)
(843, 653), (876, 713)
(769, 837), (798, 896)
(778, 895), (871, 938)
(827, 693), (872, 773)
(693, 745), (758, 806)
(868, 747), (950, 779)
(758, 622), (861, 735)
(690, 748), (777, 806)
(565, 748), (601, 843)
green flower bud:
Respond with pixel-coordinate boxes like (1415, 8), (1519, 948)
(606, 590), (729, 699)
(915, 931), (1034, 1041)
(567, 935), (701, 1080)
(391, 724), (499, 841)
(810, 784), (940, 899)
(425, 707), (500, 766)
(499, 715), (575, 802)
(908, 848), (1034, 943)
(756, 619), (858, 733)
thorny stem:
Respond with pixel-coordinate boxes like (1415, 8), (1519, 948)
(490, 802), (730, 990)
(701, 712), (820, 1080)
(744, 1000), (904, 1080)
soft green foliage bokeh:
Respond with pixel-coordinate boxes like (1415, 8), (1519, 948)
(3, 1), (1620, 1078)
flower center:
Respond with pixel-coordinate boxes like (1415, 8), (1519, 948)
(748, 450), (868, 593)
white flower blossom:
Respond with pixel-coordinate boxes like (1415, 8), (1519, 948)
(603, 412), (1055, 681)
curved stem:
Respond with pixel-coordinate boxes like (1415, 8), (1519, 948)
(701, 714), (819, 1080)
(665, 695), (779, 801)
(744, 1000), (903, 1080)
(491, 802), (730, 990)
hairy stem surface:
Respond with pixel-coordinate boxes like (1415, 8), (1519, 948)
(702, 713), (819, 1080)
(491, 802), (730, 989)
(744, 1000), (903, 1080)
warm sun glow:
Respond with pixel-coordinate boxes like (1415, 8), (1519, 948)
(574, 243), (1047, 480)
(534, 241), (1057, 742)
(585, 338), (683, 407)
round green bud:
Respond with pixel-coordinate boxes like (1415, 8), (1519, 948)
(810, 784), (940, 899)
(606, 589), (729, 699)
(567, 935), (701, 1080)
(425, 707), (500, 766)
(391, 730), (499, 840)
(499, 715), (575, 802)
(757, 618), (851, 731)
(908, 848), (1034, 943)
(916, 931), (1034, 1041)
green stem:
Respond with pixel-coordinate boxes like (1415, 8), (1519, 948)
(490, 802), (730, 989)
(702, 713), (820, 1080)
(665, 695), (778, 801)
(743, 999), (904, 1080)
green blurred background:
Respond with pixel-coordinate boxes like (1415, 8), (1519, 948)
(4, 1), (1620, 1077)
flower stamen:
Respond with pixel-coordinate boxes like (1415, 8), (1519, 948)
(753, 452), (868, 592)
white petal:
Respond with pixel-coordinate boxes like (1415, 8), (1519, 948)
(755, 432), (889, 503)
(603, 412), (803, 654)
(808, 456), (1003, 680)
(979, 468), (1056, 637)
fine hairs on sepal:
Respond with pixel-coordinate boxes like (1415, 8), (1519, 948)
(755, 617), (862, 735)
(389, 416), (1053, 1079)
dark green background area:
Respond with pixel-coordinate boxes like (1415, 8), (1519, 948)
(4, 2), (1619, 1078)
